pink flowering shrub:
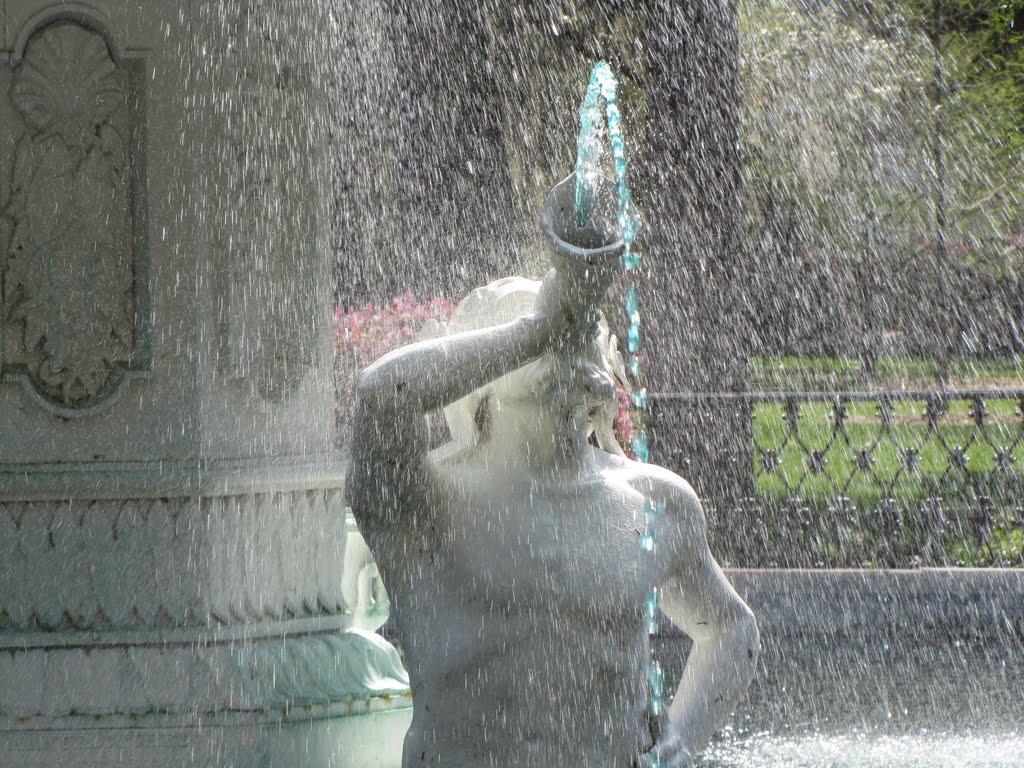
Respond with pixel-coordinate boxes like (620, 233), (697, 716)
(335, 291), (638, 456)
(612, 384), (639, 459)
(334, 292), (455, 443)
(335, 291), (455, 370)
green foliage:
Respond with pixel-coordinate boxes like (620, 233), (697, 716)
(952, 1), (1024, 154)
(905, 0), (1024, 232)
(738, 0), (1024, 361)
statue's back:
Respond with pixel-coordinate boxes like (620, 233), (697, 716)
(353, 450), (675, 767)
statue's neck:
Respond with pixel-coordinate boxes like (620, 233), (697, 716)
(479, 402), (598, 481)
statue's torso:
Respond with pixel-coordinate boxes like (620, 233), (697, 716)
(353, 447), (687, 767)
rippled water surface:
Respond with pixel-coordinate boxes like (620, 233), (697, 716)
(704, 731), (1024, 768)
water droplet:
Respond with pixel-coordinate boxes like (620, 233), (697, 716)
(647, 659), (665, 697)
(648, 693), (664, 717)
(623, 246), (642, 271)
(626, 283), (641, 320)
(623, 212), (639, 244)
(645, 498), (665, 525)
(628, 355), (643, 380)
(639, 528), (656, 551)
(632, 434), (649, 462)
(627, 320), (641, 353)
(645, 589), (660, 634)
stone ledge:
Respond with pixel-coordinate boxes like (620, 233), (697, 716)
(0, 628), (410, 721)
(0, 613), (352, 650)
(0, 457), (347, 500)
(722, 567), (1024, 643)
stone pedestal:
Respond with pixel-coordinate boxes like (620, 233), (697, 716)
(0, 2), (411, 765)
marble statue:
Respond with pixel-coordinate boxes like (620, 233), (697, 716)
(348, 175), (758, 768)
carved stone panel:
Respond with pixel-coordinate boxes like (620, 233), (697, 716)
(0, 17), (149, 414)
(0, 489), (351, 631)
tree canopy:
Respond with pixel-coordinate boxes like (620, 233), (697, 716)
(739, 0), (1024, 359)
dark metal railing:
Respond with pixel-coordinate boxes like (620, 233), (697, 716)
(650, 390), (1024, 567)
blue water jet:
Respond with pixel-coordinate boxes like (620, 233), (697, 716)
(575, 60), (663, 767)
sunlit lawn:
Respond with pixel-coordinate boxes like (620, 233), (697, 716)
(753, 397), (1024, 508)
(745, 357), (1024, 564)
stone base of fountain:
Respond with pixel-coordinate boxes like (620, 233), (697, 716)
(0, 537), (413, 768)
(0, 2), (412, 765)
(2, 707), (413, 768)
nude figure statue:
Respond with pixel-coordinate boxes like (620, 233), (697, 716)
(347, 174), (758, 767)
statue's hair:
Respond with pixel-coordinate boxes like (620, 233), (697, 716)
(420, 276), (628, 455)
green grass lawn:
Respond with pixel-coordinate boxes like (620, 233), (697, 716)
(741, 356), (1024, 565)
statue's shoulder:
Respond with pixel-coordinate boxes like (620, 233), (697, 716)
(599, 450), (705, 532)
(645, 463), (704, 530)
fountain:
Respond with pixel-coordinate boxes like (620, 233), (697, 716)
(3, 1), (1022, 767)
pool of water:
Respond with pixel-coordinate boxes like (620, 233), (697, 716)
(703, 731), (1024, 768)
(652, 605), (1024, 768)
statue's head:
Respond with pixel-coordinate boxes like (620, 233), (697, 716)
(421, 276), (628, 456)
(418, 172), (631, 457)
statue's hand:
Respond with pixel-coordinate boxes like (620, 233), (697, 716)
(635, 725), (696, 768)
(552, 238), (619, 305)
(535, 268), (591, 349)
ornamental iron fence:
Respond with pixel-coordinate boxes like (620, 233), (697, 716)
(649, 390), (1024, 568)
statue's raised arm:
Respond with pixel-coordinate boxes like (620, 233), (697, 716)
(349, 172), (621, 470)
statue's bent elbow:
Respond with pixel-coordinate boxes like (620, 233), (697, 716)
(736, 604), (760, 670)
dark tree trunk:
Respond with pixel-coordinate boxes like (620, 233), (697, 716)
(334, 0), (525, 308)
(638, 2), (754, 537)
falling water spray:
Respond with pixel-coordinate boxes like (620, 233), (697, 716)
(575, 61), (664, 767)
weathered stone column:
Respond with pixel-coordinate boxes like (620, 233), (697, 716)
(0, 2), (410, 766)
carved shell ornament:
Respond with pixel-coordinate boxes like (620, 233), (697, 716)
(11, 21), (127, 142)
(2, 21), (135, 409)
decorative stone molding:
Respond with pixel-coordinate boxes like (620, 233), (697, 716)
(234, 629), (409, 710)
(1, 14), (149, 415)
(0, 489), (357, 630)
(0, 629), (410, 721)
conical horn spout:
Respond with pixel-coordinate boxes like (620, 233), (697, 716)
(540, 172), (624, 262)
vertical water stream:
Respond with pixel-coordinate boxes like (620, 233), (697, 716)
(575, 61), (663, 767)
